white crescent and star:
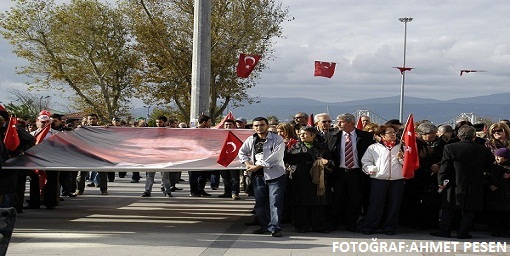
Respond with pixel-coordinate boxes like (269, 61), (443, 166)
(226, 142), (237, 153)
(320, 62), (333, 69)
(244, 56), (256, 68)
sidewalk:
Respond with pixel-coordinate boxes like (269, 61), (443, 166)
(6, 173), (510, 256)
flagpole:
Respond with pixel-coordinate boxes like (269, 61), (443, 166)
(400, 113), (412, 142)
(398, 17), (412, 123)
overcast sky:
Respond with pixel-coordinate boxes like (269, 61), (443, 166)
(1, 0), (509, 107)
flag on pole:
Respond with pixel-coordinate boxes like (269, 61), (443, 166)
(402, 114), (419, 179)
(307, 113), (314, 127)
(3, 116), (20, 151)
(393, 67), (414, 75)
(236, 53), (261, 78)
(34, 121), (52, 189)
(314, 61), (336, 78)
(214, 111), (236, 129)
(34, 122), (51, 145)
(356, 116), (364, 130)
(217, 131), (243, 167)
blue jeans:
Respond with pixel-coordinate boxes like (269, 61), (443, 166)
(252, 174), (286, 232)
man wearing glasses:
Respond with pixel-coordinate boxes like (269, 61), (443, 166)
(294, 112), (309, 126)
(314, 113), (333, 142)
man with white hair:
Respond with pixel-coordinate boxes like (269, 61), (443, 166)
(314, 113), (333, 142)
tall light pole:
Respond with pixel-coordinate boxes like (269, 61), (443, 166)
(398, 17), (412, 123)
(39, 95), (50, 112)
(143, 105), (151, 119)
(189, 0), (211, 127)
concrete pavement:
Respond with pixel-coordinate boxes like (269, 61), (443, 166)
(5, 173), (509, 256)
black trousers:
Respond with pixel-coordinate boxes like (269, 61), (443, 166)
(330, 168), (364, 230)
(438, 208), (476, 237)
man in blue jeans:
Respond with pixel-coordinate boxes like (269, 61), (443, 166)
(238, 117), (286, 237)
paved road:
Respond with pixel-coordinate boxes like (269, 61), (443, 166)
(5, 173), (510, 256)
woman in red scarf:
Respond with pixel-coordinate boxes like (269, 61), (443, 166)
(360, 124), (405, 235)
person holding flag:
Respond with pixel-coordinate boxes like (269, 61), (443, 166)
(1, 106), (35, 213)
(361, 124), (405, 235)
(27, 114), (60, 210)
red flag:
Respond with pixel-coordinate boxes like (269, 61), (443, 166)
(402, 114), (419, 179)
(214, 111), (236, 129)
(287, 138), (298, 150)
(3, 116), (20, 151)
(307, 113), (314, 127)
(236, 53), (261, 78)
(356, 116), (364, 130)
(314, 61), (336, 78)
(34, 122), (52, 190)
(217, 131), (243, 167)
(393, 67), (414, 75)
(35, 123), (51, 145)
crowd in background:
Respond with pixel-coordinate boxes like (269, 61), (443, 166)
(1, 106), (509, 239)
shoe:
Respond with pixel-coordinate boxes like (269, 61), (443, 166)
(130, 180), (139, 183)
(179, 178), (185, 182)
(141, 192), (151, 197)
(271, 231), (283, 237)
(174, 187), (183, 191)
(457, 234), (472, 239)
(162, 187), (166, 192)
(59, 197), (64, 202)
(67, 193), (77, 198)
(101, 192), (108, 195)
(108, 179), (114, 182)
(252, 228), (268, 234)
(119, 174), (125, 178)
(73, 191), (83, 196)
(217, 193), (232, 198)
(199, 191), (211, 197)
(430, 232), (451, 238)
(211, 187), (218, 190)
(190, 192), (202, 197)
(87, 183), (95, 187)
(165, 193), (173, 197)
(232, 195), (240, 200)
(385, 231), (395, 235)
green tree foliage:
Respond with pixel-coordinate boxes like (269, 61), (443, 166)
(1, 0), (290, 123)
(0, 0), (141, 122)
(125, 0), (290, 122)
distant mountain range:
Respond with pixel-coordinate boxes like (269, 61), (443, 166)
(226, 93), (510, 125)
(132, 93), (510, 125)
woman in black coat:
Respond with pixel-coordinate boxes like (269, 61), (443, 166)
(284, 126), (333, 233)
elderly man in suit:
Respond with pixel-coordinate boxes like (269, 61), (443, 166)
(324, 113), (375, 232)
(431, 125), (492, 239)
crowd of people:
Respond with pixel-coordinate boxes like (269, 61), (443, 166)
(1, 106), (509, 240)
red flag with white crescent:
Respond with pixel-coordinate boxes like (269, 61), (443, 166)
(236, 53), (261, 78)
(314, 61), (336, 78)
(4, 116), (20, 151)
(402, 114), (419, 179)
(217, 131), (243, 167)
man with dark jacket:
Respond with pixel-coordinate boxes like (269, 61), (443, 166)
(431, 125), (492, 239)
(324, 113), (375, 232)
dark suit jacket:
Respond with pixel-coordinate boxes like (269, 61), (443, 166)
(438, 140), (492, 211)
(324, 128), (375, 171)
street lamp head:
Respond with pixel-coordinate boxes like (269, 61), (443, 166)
(399, 17), (413, 23)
